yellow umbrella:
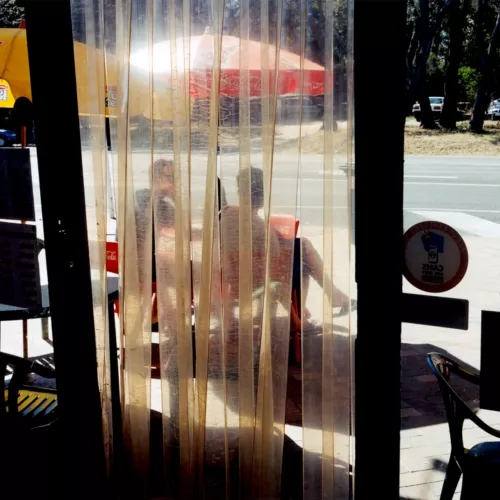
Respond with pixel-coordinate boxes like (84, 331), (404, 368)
(0, 29), (30, 109)
(0, 28), (174, 119)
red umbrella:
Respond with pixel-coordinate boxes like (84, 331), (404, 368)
(131, 30), (325, 99)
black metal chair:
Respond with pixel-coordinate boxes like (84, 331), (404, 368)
(0, 351), (57, 425)
(427, 352), (500, 499)
(0, 351), (59, 499)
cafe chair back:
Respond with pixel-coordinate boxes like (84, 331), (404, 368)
(427, 352), (500, 499)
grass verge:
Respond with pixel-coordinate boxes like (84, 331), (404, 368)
(404, 121), (500, 156)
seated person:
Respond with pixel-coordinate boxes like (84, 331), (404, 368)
(224, 166), (353, 325)
(220, 167), (280, 299)
(145, 159), (226, 327)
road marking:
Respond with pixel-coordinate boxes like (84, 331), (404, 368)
(404, 175), (457, 179)
(405, 164), (500, 168)
(408, 210), (500, 238)
(406, 155), (500, 160)
(405, 182), (500, 187)
(406, 207), (500, 214)
(295, 206), (348, 209)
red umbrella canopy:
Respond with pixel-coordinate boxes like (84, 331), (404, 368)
(130, 30), (326, 98)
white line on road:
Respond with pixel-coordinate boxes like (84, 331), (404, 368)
(404, 175), (457, 179)
(405, 207), (500, 214)
(405, 163), (500, 167)
(292, 206), (348, 209)
(405, 182), (500, 187)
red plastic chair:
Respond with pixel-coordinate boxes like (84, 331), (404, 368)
(269, 214), (299, 242)
(105, 241), (159, 321)
(269, 214), (302, 363)
(106, 242), (120, 314)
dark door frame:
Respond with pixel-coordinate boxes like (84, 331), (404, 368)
(354, 0), (407, 496)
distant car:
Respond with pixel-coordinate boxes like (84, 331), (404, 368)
(457, 102), (471, 121)
(0, 128), (16, 147)
(487, 100), (500, 120)
(412, 96), (444, 121)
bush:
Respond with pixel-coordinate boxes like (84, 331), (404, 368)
(458, 66), (480, 103)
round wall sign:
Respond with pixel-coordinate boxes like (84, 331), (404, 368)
(403, 221), (469, 293)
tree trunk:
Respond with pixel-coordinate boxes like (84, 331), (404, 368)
(440, 0), (466, 129)
(419, 94), (439, 129)
(470, 7), (500, 132)
(406, 0), (458, 116)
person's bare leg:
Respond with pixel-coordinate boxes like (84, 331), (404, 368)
(302, 273), (311, 319)
(302, 237), (349, 308)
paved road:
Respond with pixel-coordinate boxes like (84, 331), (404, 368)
(404, 156), (500, 219)
(28, 150), (500, 235)
(403, 156), (500, 238)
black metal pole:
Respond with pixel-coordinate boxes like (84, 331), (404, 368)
(354, 0), (407, 497)
(20, 0), (108, 497)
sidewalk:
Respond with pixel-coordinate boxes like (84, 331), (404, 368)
(5, 224), (498, 499)
(399, 234), (500, 499)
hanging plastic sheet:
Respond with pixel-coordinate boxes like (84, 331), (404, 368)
(250, 0), (301, 496)
(116, 0), (154, 496)
(70, 0), (354, 493)
(299, 0), (354, 496)
(151, 0), (196, 496)
(69, 0), (112, 475)
(190, 3), (227, 495)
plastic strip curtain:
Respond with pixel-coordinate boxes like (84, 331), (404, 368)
(300, 0), (354, 497)
(72, 0), (354, 494)
(69, 0), (112, 475)
(152, 0), (196, 496)
(188, 2), (228, 498)
(216, 0), (300, 495)
(347, 0), (355, 482)
(117, 0), (155, 495)
(250, 0), (298, 497)
(109, 0), (145, 496)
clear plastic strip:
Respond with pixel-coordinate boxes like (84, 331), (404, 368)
(347, 0), (356, 486)
(332, 0), (354, 494)
(250, 0), (274, 489)
(255, 1), (301, 495)
(218, 9), (241, 497)
(198, 3), (231, 497)
(69, 0), (111, 475)
(252, 0), (277, 495)
(236, 0), (256, 493)
(115, 0), (131, 428)
(300, 0), (354, 495)
(118, 0), (153, 493)
(169, 0), (194, 481)
(152, 0), (196, 494)
(301, 0), (326, 494)
(194, 10), (224, 494)
(321, 0), (335, 492)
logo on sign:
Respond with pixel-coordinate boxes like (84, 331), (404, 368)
(420, 231), (445, 284)
(0, 85), (9, 101)
(403, 221), (468, 293)
(107, 250), (117, 261)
